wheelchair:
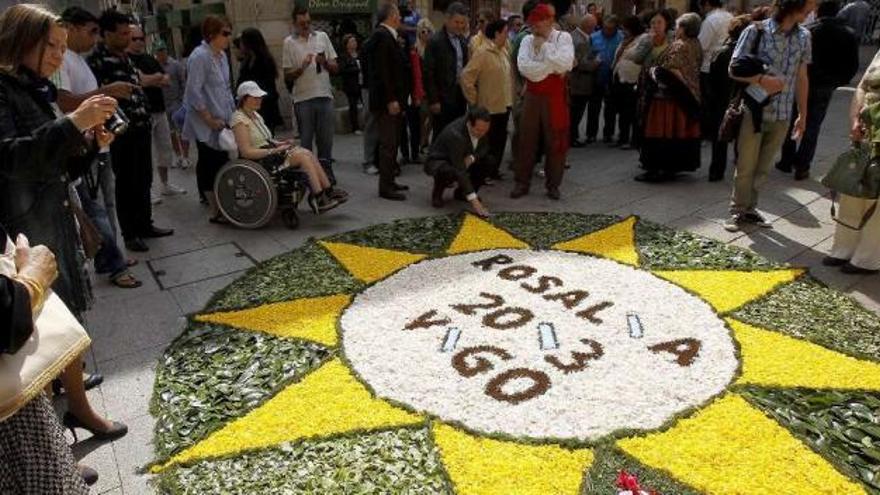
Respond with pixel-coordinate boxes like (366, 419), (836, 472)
(213, 158), (308, 229)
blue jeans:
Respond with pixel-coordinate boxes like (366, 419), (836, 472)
(77, 180), (127, 278)
(294, 97), (335, 164)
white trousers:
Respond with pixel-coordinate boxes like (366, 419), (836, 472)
(830, 194), (880, 270)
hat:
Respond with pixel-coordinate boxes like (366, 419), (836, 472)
(152, 39), (168, 52)
(236, 81), (268, 100)
(527, 3), (553, 25)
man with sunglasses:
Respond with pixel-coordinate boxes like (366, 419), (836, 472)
(89, 10), (174, 253)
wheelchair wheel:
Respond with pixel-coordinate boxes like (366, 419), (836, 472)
(281, 207), (300, 229)
(214, 159), (278, 229)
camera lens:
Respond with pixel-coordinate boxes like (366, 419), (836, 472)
(105, 108), (129, 136)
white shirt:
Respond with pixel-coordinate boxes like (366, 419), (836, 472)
(281, 31), (338, 103)
(517, 29), (575, 83)
(58, 50), (98, 94)
(698, 8), (733, 73)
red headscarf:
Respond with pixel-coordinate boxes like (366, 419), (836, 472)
(526, 3), (553, 26)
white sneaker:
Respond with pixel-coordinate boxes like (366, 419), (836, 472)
(162, 183), (187, 196)
(723, 214), (743, 232)
(364, 164), (379, 175)
(151, 191), (163, 205)
(179, 158), (192, 169)
(354, 130), (363, 136)
(743, 211), (772, 228)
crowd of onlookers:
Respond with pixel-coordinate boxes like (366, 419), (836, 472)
(1, 0), (880, 491)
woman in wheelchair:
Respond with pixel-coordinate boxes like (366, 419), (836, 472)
(231, 81), (348, 214)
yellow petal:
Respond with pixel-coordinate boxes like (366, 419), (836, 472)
(155, 359), (423, 471)
(447, 214), (530, 254)
(195, 294), (351, 347)
(652, 268), (804, 313)
(433, 423), (593, 495)
(552, 216), (640, 266)
(320, 241), (426, 283)
(729, 318), (880, 390)
(618, 394), (865, 494)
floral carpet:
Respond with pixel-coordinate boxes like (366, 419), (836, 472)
(149, 213), (880, 494)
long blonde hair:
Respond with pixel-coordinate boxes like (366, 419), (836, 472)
(0, 4), (61, 74)
(415, 18), (434, 58)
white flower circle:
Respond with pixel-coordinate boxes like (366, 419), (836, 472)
(340, 249), (738, 442)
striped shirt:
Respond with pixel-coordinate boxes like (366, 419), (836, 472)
(732, 18), (812, 122)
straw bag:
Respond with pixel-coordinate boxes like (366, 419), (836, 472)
(0, 236), (90, 421)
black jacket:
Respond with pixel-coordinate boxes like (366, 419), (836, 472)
(368, 26), (407, 112)
(425, 116), (491, 196)
(808, 17), (860, 89)
(0, 69), (95, 315)
(423, 26), (468, 109)
(338, 52), (362, 96)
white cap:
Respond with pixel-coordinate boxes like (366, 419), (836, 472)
(236, 81), (268, 100)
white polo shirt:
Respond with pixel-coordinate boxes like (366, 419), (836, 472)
(281, 31), (337, 104)
(699, 8), (734, 73)
(58, 49), (98, 94)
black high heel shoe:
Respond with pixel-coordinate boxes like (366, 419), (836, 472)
(63, 412), (128, 443)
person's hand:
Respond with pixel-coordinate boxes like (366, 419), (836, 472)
(160, 74), (171, 86)
(209, 117), (226, 131)
(94, 125), (115, 148)
(69, 95), (118, 131)
(429, 102), (442, 114)
(388, 101), (401, 115)
(851, 119), (865, 142)
(471, 198), (491, 218)
(302, 54), (315, 69)
(103, 81), (135, 99)
(464, 154), (476, 167)
(791, 114), (806, 141)
(14, 235), (58, 291)
(759, 75), (784, 95)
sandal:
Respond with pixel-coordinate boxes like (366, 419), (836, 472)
(110, 272), (143, 289)
(126, 258), (138, 267)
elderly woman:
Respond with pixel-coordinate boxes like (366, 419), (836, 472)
(636, 12), (703, 182)
(0, 4), (127, 488)
(461, 19), (513, 183)
(183, 15), (237, 224)
(824, 49), (880, 274)
(230, 81), (347, 215)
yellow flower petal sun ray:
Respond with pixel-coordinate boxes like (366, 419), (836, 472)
(160, 216), (870, 493)
(319, 241), (427, 283)
(617, 394), (866, 495)
(432, 423), (595, 495)
(729, 318), (880, 390)
(652, 268), (805, 313)
(194, 294), (351, 347)
(552, 216), (640, 266)
(153, 358), (424, 472)
(446, 214), (530, 254)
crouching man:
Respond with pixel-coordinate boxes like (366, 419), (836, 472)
(425, 107), (493, 217)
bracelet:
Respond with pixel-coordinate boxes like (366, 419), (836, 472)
(14, 275), (45, 313)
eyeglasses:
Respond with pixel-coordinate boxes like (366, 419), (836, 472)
(132, 36), (145, 41)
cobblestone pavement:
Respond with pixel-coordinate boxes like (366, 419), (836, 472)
(75, 47), (880, 494)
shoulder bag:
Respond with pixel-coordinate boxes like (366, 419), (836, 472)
(822, 142), (880, 230)
(0, 236), (91, 421)
(718, 25), (764, 142)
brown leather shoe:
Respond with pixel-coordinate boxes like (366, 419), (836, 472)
(510, 184), (529, 199)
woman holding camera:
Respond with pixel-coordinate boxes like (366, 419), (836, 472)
(0, 3), (128, 466)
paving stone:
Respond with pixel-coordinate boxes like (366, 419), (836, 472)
(147, 243), (254, 289)
(169, 271), (247, 315)
(98, 345), (164, 422)
(110, 413), (158, 495)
